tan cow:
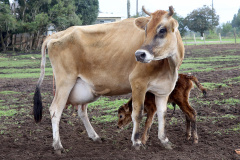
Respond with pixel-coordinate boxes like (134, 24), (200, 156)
(117, 74), (207, 145)
(33, 6), (184, 153)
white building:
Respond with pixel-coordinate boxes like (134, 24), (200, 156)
(95, 13), (122, 24)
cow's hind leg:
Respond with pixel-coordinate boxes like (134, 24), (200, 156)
(49, 78), (76, 154)
(78, 104), (100, 142)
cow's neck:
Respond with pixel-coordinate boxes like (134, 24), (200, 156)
(167, 31), (184, 75)
(167, 52), (180, 75)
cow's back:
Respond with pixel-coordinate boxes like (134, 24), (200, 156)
(47, 19), (146, 95)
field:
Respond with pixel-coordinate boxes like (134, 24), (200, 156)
(0, 44), (240, 159)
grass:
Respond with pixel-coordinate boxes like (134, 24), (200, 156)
(88, 97), (128, 123)
(0, 109), (17, 117)
(183, 38), (240, 45)
(0, 53), (52, 79)
(214, 98), (240, 106)
(0, 91), (20, 95)
(200, 82), (228, 90)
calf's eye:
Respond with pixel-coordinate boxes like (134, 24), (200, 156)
(120, 115), (123, 119)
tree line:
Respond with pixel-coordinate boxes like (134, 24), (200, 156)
(0, 0), (99, 51)
(174, 5), (240, 38)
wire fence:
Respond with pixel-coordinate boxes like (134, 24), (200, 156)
(1, 33), (46, 52)
(183, 33), (240, 45)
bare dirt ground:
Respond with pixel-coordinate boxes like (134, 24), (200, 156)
(0, 44), (240, 159)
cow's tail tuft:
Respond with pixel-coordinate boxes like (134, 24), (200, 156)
(33, 40), (48, 123)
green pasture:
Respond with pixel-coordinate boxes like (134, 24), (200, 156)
(0, 53), (52, 78)
(183, 37), (240, 45)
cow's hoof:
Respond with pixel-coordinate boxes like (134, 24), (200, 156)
(94, 137), (102, 143)
(162, 141), (173, 150)
(132, 141), (142, 150)
(90, 136), (102, 143)
(55, 149), (62, 155)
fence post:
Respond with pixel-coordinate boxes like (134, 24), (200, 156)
(193, 34), (196, 45)
(233, 28), (236, 44)
(184, 36), (187, 45)
(203, 33), (206, 44)
(219, 33), (222, 43)
(20, 34), (23, 51)
(12, 34), (15, 51)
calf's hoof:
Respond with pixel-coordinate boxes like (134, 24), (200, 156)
(186, 134), (191, 141)
(193, 138), (198, 144)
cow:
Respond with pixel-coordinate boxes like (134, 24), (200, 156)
(33, 6), (184, 153)
(117, 74), (207, 145)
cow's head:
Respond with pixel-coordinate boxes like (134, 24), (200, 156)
(117, 103), (132, 129)
(135, 6), (179, 63)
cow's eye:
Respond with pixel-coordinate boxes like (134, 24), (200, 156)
(159, 28), (166, 33)
(120, 115), (123, 119)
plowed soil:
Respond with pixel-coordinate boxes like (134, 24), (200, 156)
(0, 44), (240, 159)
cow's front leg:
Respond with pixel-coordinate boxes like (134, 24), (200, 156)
(155, 96), (173, 149)
(131, 83), (147, 150)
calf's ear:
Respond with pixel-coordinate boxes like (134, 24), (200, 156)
(135, 17), (149, 30)
(123, 105), (130, 113)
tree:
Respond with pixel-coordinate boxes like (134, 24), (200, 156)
(49, 0), (82, 31)
(221, 22), (232, 36)
(0, 2), (17, 51)
(232, 8), (240, 28)
(75, 0), (99, 25)
(173, 13), (187, 36)
(185, 5), (219, 36)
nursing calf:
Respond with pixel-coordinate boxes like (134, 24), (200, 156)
(117, 74), (206, 145)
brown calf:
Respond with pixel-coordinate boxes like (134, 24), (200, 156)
(117, 74), (206, 145)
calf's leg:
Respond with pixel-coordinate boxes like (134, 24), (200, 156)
(141, 111), (156, 145)
(178, 101), (198, 144)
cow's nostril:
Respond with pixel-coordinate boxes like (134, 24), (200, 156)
(117, 126), (119, 129)
(140, 53), (146, 59)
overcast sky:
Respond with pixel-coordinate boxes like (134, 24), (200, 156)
(99, 0), (240, 25)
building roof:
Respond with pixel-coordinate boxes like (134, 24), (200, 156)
(98, 13), (122, 18)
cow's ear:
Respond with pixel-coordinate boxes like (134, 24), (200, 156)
(170, 19), (179, 32)
(135, 17), (149, 30)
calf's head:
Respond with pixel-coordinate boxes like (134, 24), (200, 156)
(117, 103), (132, 129)
(135, 6), (179, 63)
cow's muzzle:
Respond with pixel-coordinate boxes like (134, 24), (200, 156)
(135, 51), (147, 63)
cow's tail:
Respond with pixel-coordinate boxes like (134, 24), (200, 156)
(33, 40), (48, 123)
(187, 75), (207, 97)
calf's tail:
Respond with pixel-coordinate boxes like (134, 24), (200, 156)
(33, 40), (48, 123)
(187, 75), (207, 97)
